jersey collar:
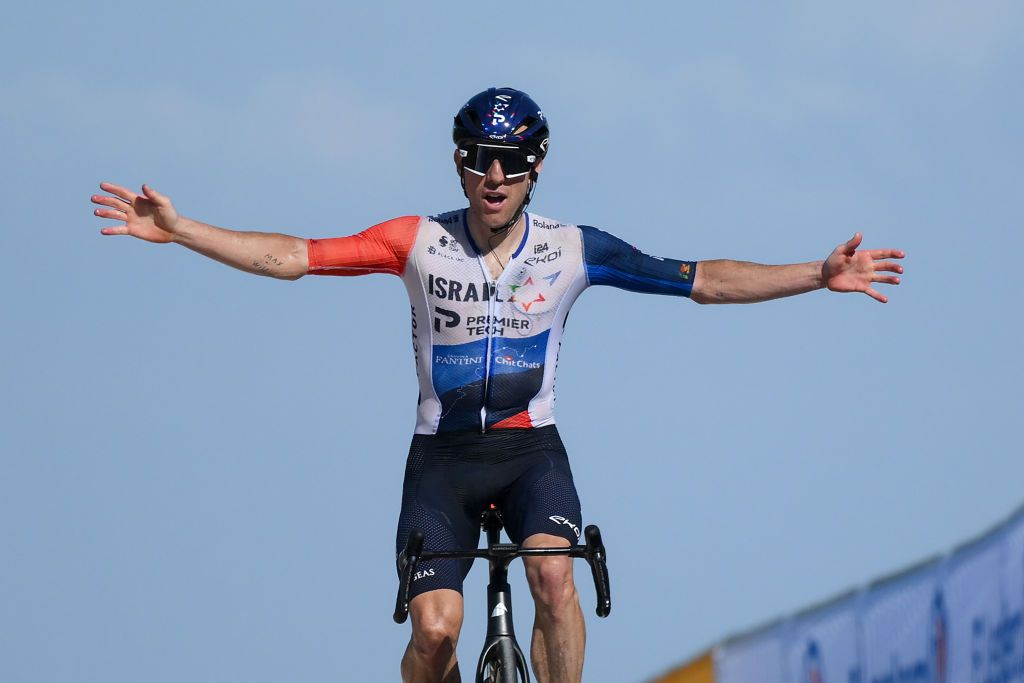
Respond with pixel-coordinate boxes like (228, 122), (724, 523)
(463, 209), (531, 259)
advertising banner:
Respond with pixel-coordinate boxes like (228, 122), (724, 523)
(943, 534), (1004, 683)
(653, 651), (714, 683)
(996, 510), (1024, 682)
(716, 622), (787, 683)
(860, 562), (942, 683)
(785, 591), (863, 683)
(656, 506), (1024, 683)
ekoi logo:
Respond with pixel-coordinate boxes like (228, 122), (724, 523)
(524, 246), (562, 267)
(549, 515), (581, 539)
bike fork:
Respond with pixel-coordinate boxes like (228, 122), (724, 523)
(476, 578), (530, 682)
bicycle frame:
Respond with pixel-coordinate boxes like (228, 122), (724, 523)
(394, 507), (611, 683)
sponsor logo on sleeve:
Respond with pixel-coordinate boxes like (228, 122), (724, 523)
(429, 213), (460, 225)
(678, 262), (692, 280)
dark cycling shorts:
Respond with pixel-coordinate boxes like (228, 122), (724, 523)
(395, 425), (583, 600)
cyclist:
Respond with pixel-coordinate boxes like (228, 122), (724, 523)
(92, 87), (904, 683)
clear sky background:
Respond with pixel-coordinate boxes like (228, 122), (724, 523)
(2, 2), (1021, 681)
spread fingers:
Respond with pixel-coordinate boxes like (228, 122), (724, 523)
(99, 182), (138, 203)
(874, 261), (904, 274)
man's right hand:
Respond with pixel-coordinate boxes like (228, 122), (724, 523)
(93, 182), (179, 243)
(92, 181), (309, 279)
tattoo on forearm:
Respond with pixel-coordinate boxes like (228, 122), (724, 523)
(251, 253), (285, 275)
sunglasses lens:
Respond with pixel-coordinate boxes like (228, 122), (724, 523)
(462, 145), (535, 177)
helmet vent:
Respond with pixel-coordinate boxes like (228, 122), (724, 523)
(515, 116), (538, 135)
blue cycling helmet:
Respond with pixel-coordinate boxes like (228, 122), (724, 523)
(452, 87), (549, 158)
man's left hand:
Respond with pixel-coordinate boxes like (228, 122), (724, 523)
(822, 233), (905, 304)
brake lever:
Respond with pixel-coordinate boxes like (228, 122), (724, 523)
(584, 525), (611, 617)
(393, 529), (425, 624)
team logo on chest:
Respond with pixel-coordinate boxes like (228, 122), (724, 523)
(509, 271), (561, 313)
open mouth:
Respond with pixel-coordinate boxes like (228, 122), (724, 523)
(483, 192), (507, 210)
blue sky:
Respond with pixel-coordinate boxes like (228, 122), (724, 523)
(2, 2), (1022, 681)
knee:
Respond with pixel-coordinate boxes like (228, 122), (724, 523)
(526, 556), (577, 616)
(411, 619), (458, 662)
(409, 594), (462, 662)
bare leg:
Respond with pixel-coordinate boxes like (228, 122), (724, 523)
(401, 589), (465, 683)
(523, 533), (585, 683)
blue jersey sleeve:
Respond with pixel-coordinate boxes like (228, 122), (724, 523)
(579, 225), (696, 297)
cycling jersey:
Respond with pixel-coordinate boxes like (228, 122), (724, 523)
(308, 210), (696, 434)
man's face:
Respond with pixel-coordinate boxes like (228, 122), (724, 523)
(455, 147), (543, 231)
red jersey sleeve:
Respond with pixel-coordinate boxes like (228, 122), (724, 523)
(307, 216), (420, 276)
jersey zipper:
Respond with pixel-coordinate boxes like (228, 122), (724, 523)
(480, 280), (496, 433)
(465, 211), (530, 433)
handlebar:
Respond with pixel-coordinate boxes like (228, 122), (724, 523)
(393, 529), (424, 624)
(393, 525), (611, 624)
(584, 525), (611, 618)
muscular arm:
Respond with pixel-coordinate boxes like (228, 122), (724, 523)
(579, 225), (903, 305)
(691, 233), (904, 305)
(172, 218), (308, 280)
(690, 259), (823, 304)
(93, 182), (308, 280)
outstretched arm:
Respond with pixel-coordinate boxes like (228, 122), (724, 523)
(93, 182), (308, 280)
(691, 233), (904, 304)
